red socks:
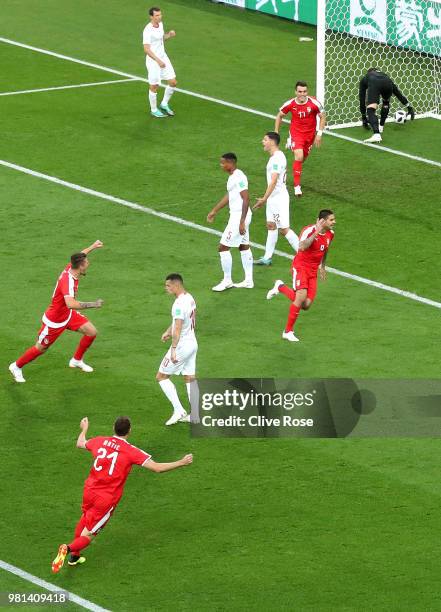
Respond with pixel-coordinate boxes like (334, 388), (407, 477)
(73, 335), (95, 360)
(285, 303), (301, 333)
(68, 535), (91, 554)
(293, 160), (302, 187)
(16, 346), (43, 368)
(279, 284), (296, 301)
(70, 516), (87, 557)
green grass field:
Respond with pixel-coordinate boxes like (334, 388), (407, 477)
(1, 1), (441, 610)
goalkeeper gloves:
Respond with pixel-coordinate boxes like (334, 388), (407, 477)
(407, 105), (415, 120)
(362, 115), (370, 129)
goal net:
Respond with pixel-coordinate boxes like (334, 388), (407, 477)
(317, 0), (441, 128)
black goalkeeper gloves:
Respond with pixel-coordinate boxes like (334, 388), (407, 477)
(407, 105), (415, 120)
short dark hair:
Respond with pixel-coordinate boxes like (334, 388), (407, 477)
(221, 153), (237, 163)
(114, 416), (131, 436)
(70, 252), (87, 269)
(149, 6), (161, 16)
(367, 67), (378, 73)
(265, 131), (280, 145)
(318, 209), (334, 220)
(166, 273), (183, 283)
(295, 81), (308, 89)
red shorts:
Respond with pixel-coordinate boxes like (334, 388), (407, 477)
(82, 488), (117, 534)
(37, 311), (89, 347)
(292, 265), (318, 302)
(290, 132), (315, 159)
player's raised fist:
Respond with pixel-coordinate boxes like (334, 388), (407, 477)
(93, 240), (103, 249)
(181, 454), (193, 466)
(168, 30), (176, 37)
(80, 417), (89, 430)
(316, 218), (327, 232)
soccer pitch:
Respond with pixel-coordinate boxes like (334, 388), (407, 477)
(1, 0), (441, 610)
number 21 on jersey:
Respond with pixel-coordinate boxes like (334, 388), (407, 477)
(94, 447), (119, 475)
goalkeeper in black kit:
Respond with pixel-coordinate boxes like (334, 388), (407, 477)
(359, 68), (415, 143)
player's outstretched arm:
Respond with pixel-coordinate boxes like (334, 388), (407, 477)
(76, 417), (89, 449)
(254, 176), (278, 209)
(64, 297), (104, 310)
(81, 240), (103, 255)
(143, 454), (193, 473)
(274, 111), (284, 134)
(207, 194), (229, 222)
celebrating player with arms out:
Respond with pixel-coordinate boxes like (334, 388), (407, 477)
(253, 132), (299, 266)
(9, 241), (104, 383)
(156, 274), (199, 426)
(266, 210), (335, 342)
(274, 81), (326, 197)
(207, 153), (253, 291)
(51, 416), (192, 572)
(143, 6), (177, 118)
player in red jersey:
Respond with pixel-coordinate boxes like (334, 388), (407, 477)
(9, 241), (104, 383)
(266, 209), (335, 342)
(274, 81), (326, 197)
(51, 416), (193, 572)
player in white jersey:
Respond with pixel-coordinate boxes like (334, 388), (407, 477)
(207, 153), (254, 291)
(143, 7), (177, 118)
(253, 132), (299, 265)
(156, 274), (199, 426)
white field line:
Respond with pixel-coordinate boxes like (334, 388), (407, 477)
(1, 37), (440, 169)
(0, 559), (111, 612)
(0, 78), (136, 97)
(1, 158), (440, 310)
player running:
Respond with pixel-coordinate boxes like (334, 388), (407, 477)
(207, 153), (253, 291)
(156, 274), (199, 425)
(51, 416), (192, 572)
(359, 68), (415, 143)
(274, 81), (326, 197)
(143, 6), (177, 118)
(9, 241), (104, 383)
(266, 209), (335, 342)
(253, 132), (299, 266)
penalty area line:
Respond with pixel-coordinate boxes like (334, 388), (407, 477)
(0, 78), (137, 97)
(1, 157), (440, 311)
(0, 559), (111, 612)
(0, 36), (440, 169)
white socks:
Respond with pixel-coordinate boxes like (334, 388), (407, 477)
(186, 380), (200, 421)
(285, 229), (299, 252)
(240, 249), (253, 282)
(158, 379), (185, 414)
(219, 251), (232, 282)
(264, 229), (278, 260)
(149, 90), (158, 112)
(162, 86), (175, 106)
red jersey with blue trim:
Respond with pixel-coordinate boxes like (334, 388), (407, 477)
(84, 436), (151, 504)
(293, 224), (334, 272)
(280, 96), (323, 137)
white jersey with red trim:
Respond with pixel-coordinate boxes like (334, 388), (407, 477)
(172, 292), (197, 343)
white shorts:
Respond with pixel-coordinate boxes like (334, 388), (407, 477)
(159, 340), (198, 376)
(266, 191), (290, 229)
(220, 211), (252, 248)
(146, 55), (176, 85)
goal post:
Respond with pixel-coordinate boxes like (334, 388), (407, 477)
(317, 0), (441, 129)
